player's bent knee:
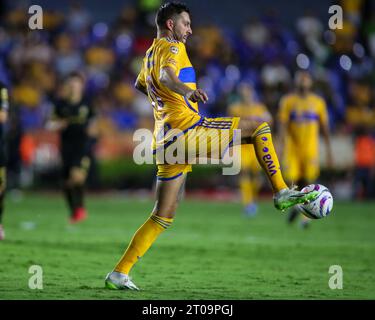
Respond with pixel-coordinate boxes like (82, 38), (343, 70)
(238, 119), (267, 138)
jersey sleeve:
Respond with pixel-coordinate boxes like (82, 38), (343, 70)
(135, 58), (147, 88)
(159, 42), (183, 72)
(278, 96), (290, 123)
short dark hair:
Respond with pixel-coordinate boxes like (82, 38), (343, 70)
(156, 2), (190, 29)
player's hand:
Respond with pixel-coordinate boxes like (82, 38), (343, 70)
(0, 110), (7, 123)
(59, 120), (69, 129)
(46, 119), (68, 131)
(185, 89), (209, 104)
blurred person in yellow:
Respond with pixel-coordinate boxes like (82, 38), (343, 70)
(278, 71), (333, 228)
(104, 2), (319, 290)
(0, 82), (9, 240)
(228, 82), (272, 216)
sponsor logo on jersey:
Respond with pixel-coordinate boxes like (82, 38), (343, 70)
(170, 46), (179, 54)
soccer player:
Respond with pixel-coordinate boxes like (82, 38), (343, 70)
(105, 2), (318, 290)
(228, 82), (272, 216)
(47, 72), (96, 223)
(278, 70), (333, 228)
(0, 82), (9, 240)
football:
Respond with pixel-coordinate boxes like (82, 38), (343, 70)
(298, 184), (334, 219)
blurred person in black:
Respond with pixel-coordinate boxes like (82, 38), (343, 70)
(6, 104), (22, 193)
(47, 72), (97, 223)
(0, 81), (9, 240)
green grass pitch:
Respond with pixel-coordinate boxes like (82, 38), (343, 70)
(0, 193), (374, 299)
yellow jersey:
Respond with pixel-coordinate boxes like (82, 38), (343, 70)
(278, 92), (328, 158)
(136, 37), (202, 152)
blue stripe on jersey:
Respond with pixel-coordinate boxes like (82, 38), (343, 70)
(157, 172), (183, 181)
(289, 111), (319, 122)
(146, 50), (153, 69)
(178, 67), (196, 83)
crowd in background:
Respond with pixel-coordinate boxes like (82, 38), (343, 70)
(0, 0), (374, 198)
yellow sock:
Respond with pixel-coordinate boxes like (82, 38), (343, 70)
(240, 176), (253, 206)
(114, 214), (173, 275)
(252, 122), (288, 193)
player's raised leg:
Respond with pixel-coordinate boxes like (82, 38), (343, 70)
(238, 119), (318, 211)
(105, 173), (186, 290)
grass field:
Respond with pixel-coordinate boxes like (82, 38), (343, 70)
(0, 193), (374, 300)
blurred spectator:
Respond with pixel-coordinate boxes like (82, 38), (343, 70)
(242, 17), (269, 50)
(363, 12), (375, 58)
(67, 1), (91, 34)
(54, 33), (84, 77)
(296, 10), (323, 41)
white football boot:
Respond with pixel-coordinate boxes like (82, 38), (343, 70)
(105, 271), (139, 290)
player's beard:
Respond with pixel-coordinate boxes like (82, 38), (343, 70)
(173, 29), (184, 43)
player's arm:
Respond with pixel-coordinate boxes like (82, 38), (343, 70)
(0, 112), (8, 125)
(159, 66), (208, 103)
(0, 85), (9, 123)
(46, 118), (68, 131)
(0, 111), (7, 123)
(277, 120), (287, 158)
(319, 99), (333, 168)
(45, 103), (68, 131)
(320, 117), (333, 169)
(276, 97), (289, 157)
(86, 104), (99, 138)
(135, 64), (148, 96)
(87, 121), (98, 138)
